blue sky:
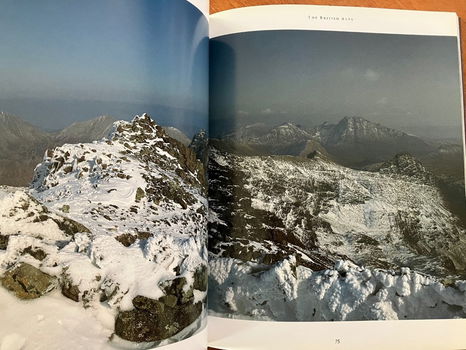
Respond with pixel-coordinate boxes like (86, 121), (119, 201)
(210, 30), (462, 140)
(0, 0), (208, 134)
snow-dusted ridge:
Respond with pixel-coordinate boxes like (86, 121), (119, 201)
(208, 146), (466, 321)
(0, 114), (208, 347)
(209, 257), (466, 321)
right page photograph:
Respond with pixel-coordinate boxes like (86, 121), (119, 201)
(207, 5), (465, 348)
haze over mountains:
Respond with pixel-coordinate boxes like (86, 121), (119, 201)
(215, 116), (464, 184)
(0, 112), (194, 186)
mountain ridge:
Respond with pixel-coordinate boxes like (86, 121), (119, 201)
(1, 113), (208, 344)
(0, 113), (200, 186)
(217, 116), (440, 167)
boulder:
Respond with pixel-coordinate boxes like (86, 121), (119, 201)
(115, 297), (202, 342)
(1, 263), (56, 299)
(61, 277), (80, 302)
(0, 234), (8, 250)
(115, 233), (137, 247)
(21, 246), (47, 261)
(114, 277), (203, 342)
(193, 265), (208, 292)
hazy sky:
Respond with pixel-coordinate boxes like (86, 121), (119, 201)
(210, 30), (463, 140)
(0, 0), (208, 134)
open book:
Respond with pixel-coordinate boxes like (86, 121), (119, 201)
(0, 1), (464, 349)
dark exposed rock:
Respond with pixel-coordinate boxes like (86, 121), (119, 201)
(0, 234), (9, 250)
(115, 233), (137, 247)
(159, 294), (178, 308)
(162, 277), (194, 305)
(189, 129), (208, 167)
(115, 290), (203, 342)
(137, 231), (153, 240)
(115, 231), (153, 247)
(193, 265), (208, 292)
(63, 165), (73, 174)
(132, 295), (165, 313)
(62, 281), (80, 302)
(21, 246), (47, 261)
(52, 216), (90, 236)
(378, 153), (435, 185)
(1, 263), (56, 299)
(135, 187), (145, 203)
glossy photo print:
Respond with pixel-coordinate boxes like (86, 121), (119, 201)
(208, 29), (466, 322)
(0, 0), (208, 348)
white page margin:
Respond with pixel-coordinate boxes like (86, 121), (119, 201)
(210, 5), (458, 38)
(208, 316), (466, 350)
(187, 0), (209, 18)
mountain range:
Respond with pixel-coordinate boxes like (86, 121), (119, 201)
(216, 116), (464, 184)
(0, 112), (195, 186)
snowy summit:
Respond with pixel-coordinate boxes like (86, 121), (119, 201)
(0, 114), (208, 347)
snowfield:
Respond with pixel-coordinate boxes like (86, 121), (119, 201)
(0, 114), (208, 348)
(209, 257), (466, 321)
(208, 147), (466, 321)
(0, 285), (206, 350)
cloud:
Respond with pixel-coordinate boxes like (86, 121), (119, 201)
(377, 97), (388, 105)
(237, 110), (249, 116)
(364, 69), (380, 81)
(261, 108), (273, 115)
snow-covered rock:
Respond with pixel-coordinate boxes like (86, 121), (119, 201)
(0, 114), (208, 346)
(208, 146), (466, 320)
(209, 257), (466, 321)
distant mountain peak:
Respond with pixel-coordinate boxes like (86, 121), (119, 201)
(56, 115), (116, 143)
(163, 126), (191, 146)
(311, 116), (410, 146)
(340, 116), (368, 123)
(0, 111), (33, 126)
(278, 121), (298, 127)
(378, 152), (435, 184)
(336, 115), (387, 131)
(97, 114), (113, 121)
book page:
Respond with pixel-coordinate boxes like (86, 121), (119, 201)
(208, 5), (466, 349)
(0, 0), (208, 349)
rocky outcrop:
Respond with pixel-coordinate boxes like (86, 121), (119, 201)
(378, 153), (435, 185)
(1, 263), (56, 299)
(189, 129), (208, 167)
(0, 234), (8, 250)
(208, 146), (466, 280)
(115, 277), (203, 342)
(0, 114), (207, 345)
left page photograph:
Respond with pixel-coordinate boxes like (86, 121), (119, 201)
(0, 0), (209, 349)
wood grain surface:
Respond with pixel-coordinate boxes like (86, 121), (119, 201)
(207, 1), (465, 349)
